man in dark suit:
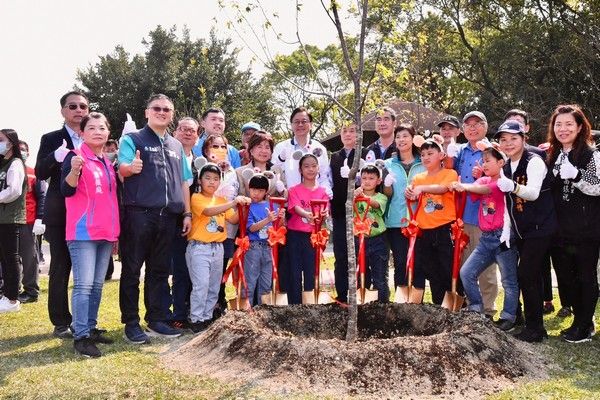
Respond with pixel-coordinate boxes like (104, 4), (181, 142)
(35, 90), (89, 338)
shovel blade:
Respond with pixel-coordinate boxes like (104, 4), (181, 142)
(302, 291), (334, 304)
(228, 297), (250, 311)
(442, 291), (465, 311)
(260, 292), (289, 306)
(394, 286), (424, 304)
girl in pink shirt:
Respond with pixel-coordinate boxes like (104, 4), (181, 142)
(286, 154), (329, 304)
(451, 145), (519, 331)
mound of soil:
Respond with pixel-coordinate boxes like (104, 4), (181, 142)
(164, 304), (549, 399)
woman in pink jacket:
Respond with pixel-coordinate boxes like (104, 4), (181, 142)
(61, 112), (119, 358)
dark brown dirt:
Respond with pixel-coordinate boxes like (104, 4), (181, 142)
(163, 304), (549, 399)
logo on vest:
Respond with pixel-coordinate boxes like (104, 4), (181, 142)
(144, 146), (161, 153)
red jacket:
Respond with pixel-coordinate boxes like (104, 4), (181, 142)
(25, 166), (37, 224)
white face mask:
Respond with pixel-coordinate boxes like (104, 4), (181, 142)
(0, 142), (10, 156)
(105, 152), (117, 163)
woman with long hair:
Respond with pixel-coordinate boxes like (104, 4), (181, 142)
(546, 104), (600, 343)
(0, 129), (27, 313)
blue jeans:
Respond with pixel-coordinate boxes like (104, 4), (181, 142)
(186, 241), (223, 323)
(67, 240), (113, 340)
(460, 229), (519, 321)
(243, 241), (273, 305)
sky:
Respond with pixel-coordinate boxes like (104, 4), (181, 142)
(0, 0), (340, 161)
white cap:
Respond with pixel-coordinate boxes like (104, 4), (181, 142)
(122, 113), (137, 134)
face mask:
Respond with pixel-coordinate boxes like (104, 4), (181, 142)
(105, 152), (117, 163)
(0, 142), (10, 156)
(21, 151), (29, 161)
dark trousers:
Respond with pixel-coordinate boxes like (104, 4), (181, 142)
(550, 247), (575, 309)
(45, 224), (72, 326)
(516, 236), (552, 332)
(388, 227), (426, 289)
(551, 242), (599, 329)
(362, 234), (390, 302)
(19, 223), (39, 296)
(218, 238), (235, 309)
(170, 231), (191, 321)
(541, 251), (553, 302)
(119, 207), (177, 325)
(415, 224), (454, 305)
(332, 216), (349, 302)
(286, 230), (315, 304)
(0, 224), (21, 301)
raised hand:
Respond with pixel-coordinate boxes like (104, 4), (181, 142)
(497, 169), (515, 193)
(560, 158), (579, 180)
(340, 158), (350, 178)
(472, 159), (483, 179)
(384, 171), (396, 187)
(446, 137), (460, 158)
(130, 150), (143, 174)
(54, 139), (69, 162)
(70, 154), (85, 174)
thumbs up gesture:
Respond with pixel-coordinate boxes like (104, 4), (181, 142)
(54, 139), (70, 162)
(71, 154), (85, 174)
(559, 158), (579, 180)
(446, 137), (460, 158)
(472, 159), (483, 179)
(497, 169), (515, 193)
(340, 158), (350, 178)
(129, 150), (143, 174)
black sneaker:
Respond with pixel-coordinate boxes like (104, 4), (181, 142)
(494, 318), (516, 332)
(514, 328), (548, 343)
(563, 326), (593, 343)
(543, 302), (555, 315)
(146, 321), (182, 338)
(562, 323), (595, 338)
(556, 306), (572, 318)
(124, 323), (150, 344)
(190, 320), (210, 334)
(514, 312), (525, 327)
(90, 328), (114, 344)
(53, 325), (73, 339)
(17, 292), (38, 303)
(74, 337), (102, 358)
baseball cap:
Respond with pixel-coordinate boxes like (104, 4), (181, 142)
(494, 120), (525, 139)
(241, 122), (261, 134)
(462, 111), (487, 123)
(437, 115), (460, 128)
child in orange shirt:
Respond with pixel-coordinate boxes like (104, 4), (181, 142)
(406, 136), (458, 304)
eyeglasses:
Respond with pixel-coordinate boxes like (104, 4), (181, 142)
(464, 122), (485, 129)
(149, 106), (173, 113)
(177, 127), (197, 134)
(292, 119), (310, 126)
(211, 144), (227, 149)
(65, 103), (88, 111)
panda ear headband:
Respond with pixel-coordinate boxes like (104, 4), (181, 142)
(241, 168), (277, 192)
(194, 157), (221, 176)
(475, 138), (508, 161)
(413, 133), (445, 152)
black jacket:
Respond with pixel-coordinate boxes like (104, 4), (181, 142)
(330, 148), (368, 219)
(35, 127), (75, 226)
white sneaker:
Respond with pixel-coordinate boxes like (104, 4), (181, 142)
(0, 296), (21, 313)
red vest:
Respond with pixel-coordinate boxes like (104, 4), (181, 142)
(25, 166), (37, 224)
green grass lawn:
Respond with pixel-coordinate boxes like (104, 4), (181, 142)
(1, 275), (599, 399)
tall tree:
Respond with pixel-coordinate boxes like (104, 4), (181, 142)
(77, 25), (278, 145)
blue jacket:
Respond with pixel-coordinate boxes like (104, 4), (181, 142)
(384, 156), (425, 228)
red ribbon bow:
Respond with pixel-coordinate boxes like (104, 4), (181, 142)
(267, 225), (287, 246)
(310, 228), (329, 250)
(353, 217), (372, 236)
(222, 236), (250, 286)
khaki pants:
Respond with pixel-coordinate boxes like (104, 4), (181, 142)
(462, 223), (498, 316)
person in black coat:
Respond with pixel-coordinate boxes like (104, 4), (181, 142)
(35, 91), (89, 338)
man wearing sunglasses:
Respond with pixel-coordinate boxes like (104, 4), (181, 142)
(118, 94), (193, 343)
(191, 107), (241, 168)
(35, 90), (89, 338)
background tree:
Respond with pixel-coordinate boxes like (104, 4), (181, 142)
(77, 25), (278, 146)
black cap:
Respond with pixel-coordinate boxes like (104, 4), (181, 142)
(463, 111), (487, 123)
(437, 115), (460, 128)
(494, 120), (525, 139)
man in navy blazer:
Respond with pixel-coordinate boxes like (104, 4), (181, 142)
(35, 90), (89, 338)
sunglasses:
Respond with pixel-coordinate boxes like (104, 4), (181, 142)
(66, 103), (88, 111)
(149, 106), (173, 113)
(211, 144), (227, 149)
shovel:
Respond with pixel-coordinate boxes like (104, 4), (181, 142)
(442, 191), (469, 311)
(394, 196), (424, 304)
(223, 203), (251, 310)
(303, 199), (331, 304)
(353, 196), (379, 304)
(260, 197), (289, 306)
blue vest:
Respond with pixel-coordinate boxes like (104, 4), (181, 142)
(122, 126), (185, 214)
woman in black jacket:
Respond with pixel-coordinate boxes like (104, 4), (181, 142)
(546, 104), (600, 343)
